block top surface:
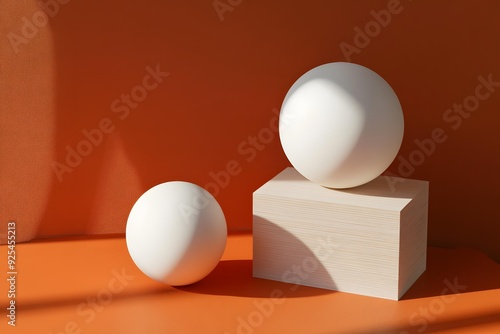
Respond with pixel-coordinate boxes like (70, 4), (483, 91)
(254, 167), (428, 211)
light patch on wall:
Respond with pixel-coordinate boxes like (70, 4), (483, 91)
(0, 0), (56, 243)
(87, 133), (144, 235)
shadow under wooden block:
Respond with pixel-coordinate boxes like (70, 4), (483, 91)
(253, 167), (429, 300)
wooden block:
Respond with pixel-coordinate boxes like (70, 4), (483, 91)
(253, 167), (429, 300)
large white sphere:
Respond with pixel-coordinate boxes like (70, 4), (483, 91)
(279, 62), (404, 188)
(126, 181), (227, 286)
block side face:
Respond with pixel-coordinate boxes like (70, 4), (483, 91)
(253, 191), (402, 300)
(398, 184), (429, 298)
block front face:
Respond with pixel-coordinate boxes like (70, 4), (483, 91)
(253, 214), (339, 292)
(253, 168), (429, 300)
(253, 197), (401, 300)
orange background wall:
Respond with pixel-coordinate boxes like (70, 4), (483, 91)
(2, 0), (500, 261)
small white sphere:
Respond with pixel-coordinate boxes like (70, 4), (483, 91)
(279, 62), (404, 188)
(126, 181), (227, 286)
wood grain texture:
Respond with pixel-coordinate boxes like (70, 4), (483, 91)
(253, 167), (429, 300)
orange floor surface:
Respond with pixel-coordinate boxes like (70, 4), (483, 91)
(1, 233), (500, 334)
